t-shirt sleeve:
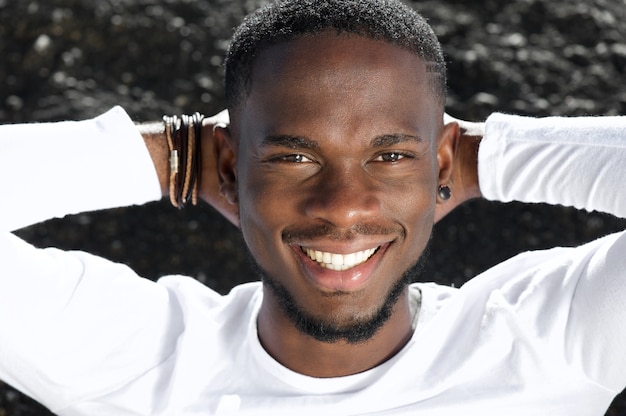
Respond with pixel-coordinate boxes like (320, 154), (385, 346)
(0, 106), (162, 232)
(564, 231), (626, 392)
(478, 113), (626, 218)
(0, 232), (184, 412)
(477, 113), (626, 391)
(0, 107), (173, 410)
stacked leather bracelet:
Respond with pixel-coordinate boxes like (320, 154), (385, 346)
(163, 112), (205, 208)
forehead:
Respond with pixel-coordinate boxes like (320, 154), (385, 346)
(236, 32), (440, 143)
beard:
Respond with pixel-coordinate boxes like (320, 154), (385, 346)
(248, 241), (430, 345)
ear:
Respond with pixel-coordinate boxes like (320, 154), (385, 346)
(433, 121), (458, 221)
(214, 125), (239, 208)
(435, 121), (458, 196)
(434, 115), (483, 223)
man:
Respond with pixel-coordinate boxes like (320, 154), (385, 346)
(1, 0), (625, 415)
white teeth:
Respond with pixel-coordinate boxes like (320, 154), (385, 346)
(355, 251), (364, 263)
(304, 247), (378, 271)
(322, 252), (332, 264)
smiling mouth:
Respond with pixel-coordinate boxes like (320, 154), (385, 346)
(301, 246), (380, 271)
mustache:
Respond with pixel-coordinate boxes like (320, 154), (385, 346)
(282, 222), (404, 243)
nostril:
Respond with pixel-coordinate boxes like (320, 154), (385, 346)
(303, 176), (381, 227)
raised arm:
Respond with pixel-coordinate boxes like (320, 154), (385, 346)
(137, 110), (239, 226)
(0, 107), (161, 232)
(436, 112), (626, 222)
(0, 107), (238, 232)
(478, 113), (626, 218)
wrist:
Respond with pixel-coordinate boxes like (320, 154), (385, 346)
(138, 122), (170, 196)
(163, 113), (205, 208)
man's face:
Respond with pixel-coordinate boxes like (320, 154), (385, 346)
(226, 32), (447, 342)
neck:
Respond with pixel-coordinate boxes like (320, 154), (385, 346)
(257, 289), (415, 377)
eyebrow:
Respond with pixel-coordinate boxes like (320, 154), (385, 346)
(370, 133), (424, 147)
(261, 132), (424, 150)
(261, 135), (320, 150)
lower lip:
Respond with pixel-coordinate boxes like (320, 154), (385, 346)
(293, 244), (389, 292)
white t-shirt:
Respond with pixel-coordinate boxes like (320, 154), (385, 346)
(0, 108), (625, 415)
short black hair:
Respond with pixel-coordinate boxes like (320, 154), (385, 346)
(224, 0), (446, 112)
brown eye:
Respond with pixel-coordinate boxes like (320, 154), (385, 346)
(277, 154), (313, 163)
(376, 152), (406, 162)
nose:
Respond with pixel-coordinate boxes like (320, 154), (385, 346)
(303, 165), (381, 228)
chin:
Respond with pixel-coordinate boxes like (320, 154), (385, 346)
(252, 249), (428, 344)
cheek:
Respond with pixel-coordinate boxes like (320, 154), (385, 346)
(401, 192), (436, 242)
(382, 169), (437, 253)
(236, 167), (297, 265)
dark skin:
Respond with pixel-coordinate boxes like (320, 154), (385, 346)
(140, 33), (483, 378)
(140, 109), (239, 224)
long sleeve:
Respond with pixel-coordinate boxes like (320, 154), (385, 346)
(0, 108), (176, 411)
(0, 106), (162, 232)
(476, 113), (626, 392)
(478, 113), (626, 218)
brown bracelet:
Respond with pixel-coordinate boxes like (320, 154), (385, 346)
(162, 112), (205, 209)
(191, 112), (203, 206)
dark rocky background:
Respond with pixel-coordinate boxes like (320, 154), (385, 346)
(1, 0), (625, 414)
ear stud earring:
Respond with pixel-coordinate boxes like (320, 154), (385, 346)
(438, 185), (451, 201)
